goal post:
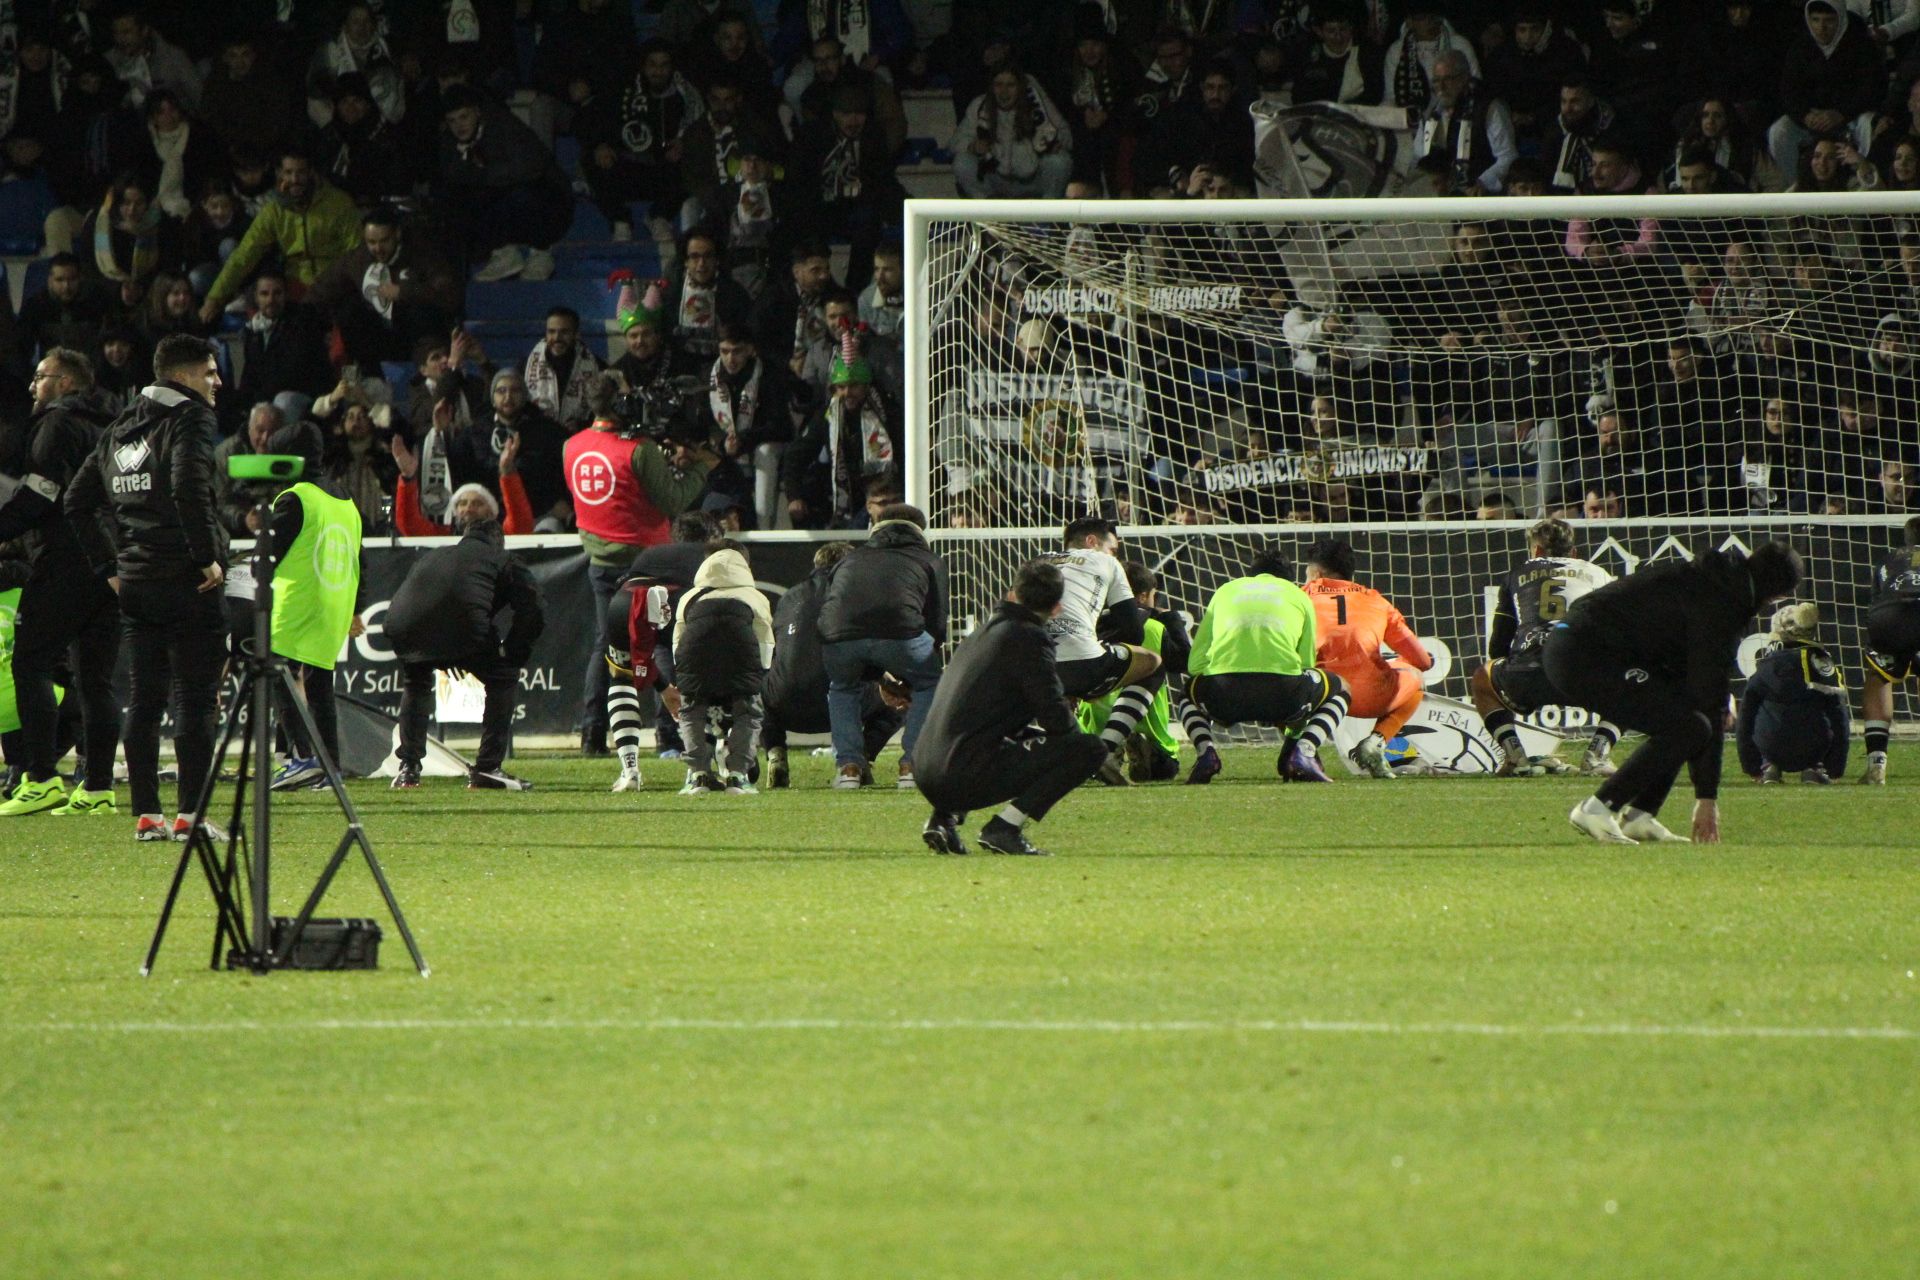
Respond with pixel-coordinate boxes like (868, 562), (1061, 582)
(904, 193), (1919, 742)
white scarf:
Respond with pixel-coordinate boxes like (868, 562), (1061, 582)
(679, 281), (718, 335)
(150, 120), (191, 218)
(523, 339), (601, 423)
(708, 357), (762, 442)
(826, 391), (892, 517)
(419, 425), (453, 518)
(808, 0), (870, 63)
(363, 259), (394, 321)
(731, 180), (774, 246)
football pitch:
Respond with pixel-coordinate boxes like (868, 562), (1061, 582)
(3, 746), (1916, 1278)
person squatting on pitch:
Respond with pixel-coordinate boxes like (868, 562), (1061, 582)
(1735, 602), (1850, 785)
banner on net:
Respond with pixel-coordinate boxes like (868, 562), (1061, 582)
(1191, 445), (1433, 495)
(1251, 100), (1413, 201)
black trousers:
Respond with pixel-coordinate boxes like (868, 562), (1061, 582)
(1190, 671), (1331, 730)
(1544, 623), (1717, 816)
(397, 655), (517, 772)
(12, 569), (120, 790)
(276, 662), (340, 765)
(763, 683), (903, 760)
(917, 732), (1108, 823)
(120, 578), (227, 816)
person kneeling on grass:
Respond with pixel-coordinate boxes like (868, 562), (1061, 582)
(1736, 602), (1850, 785)
(913, 560), (1109, 856)
(672, 539), (774, 796)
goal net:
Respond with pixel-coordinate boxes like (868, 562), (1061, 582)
(905, 194), (1919, 744)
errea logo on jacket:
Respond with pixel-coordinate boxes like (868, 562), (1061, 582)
(111, 439), (153, 494)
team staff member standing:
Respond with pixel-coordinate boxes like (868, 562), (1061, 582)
(65, 334), (229, 842)
(0, 349), (121, 818)
(565, 373), (714, 756)
(1545, 540), (1803, 846)
(256, 424), (367, 791)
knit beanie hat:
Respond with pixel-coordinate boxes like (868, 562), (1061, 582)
(1770, 601), (1820, 645)
(829, 318), (873, 386)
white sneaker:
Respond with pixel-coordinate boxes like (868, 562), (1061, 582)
(1860, 758), (1887, 785)
(611, 770), (643, 793)
(1568, 797), (1636, 845)
(521, 248), (556, 281)
(1580, 746), (1617, 777)
(1619, 807), (1689, 843)
(1349, 733), (1393, 779)
(473, 245), (526, 282)
(611, 219), (633, 242)
(724, 773), (758, 795)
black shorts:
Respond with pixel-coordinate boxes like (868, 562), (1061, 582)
(1866, 604), (1920, 682)
(1190, 670), (1333, 730)
(1488, 655), (1560, 717)
(1058, 643), (1135, 700)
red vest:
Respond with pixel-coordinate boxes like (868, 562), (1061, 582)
(565, 426), (668, 547)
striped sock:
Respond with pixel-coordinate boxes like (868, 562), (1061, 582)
(1587, 720), (1620, 759)
(608, 683), (644, 775)
(1176, 694), (1216, 752)
(1295, 689), (1350, 752)
(1865, 720), (1890, 760)
(1100, 686), (1156, 752)
(1484, 707), (1527, 765)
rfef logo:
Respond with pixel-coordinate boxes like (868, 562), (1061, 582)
(570, 450), (617, 506)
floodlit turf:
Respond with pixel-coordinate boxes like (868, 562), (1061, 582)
(2, 745), (1917, 1278)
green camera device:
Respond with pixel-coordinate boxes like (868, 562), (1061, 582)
(225, 454), (306, 482)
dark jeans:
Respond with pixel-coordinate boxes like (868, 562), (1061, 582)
(764, 682), (902, 760)
(120, 578), (227, 816)
(1544, 623), (1717, 817)
(918, 732), (1108, 822)
(13, 570), (120, 790)
(451, 183), (572, 258)
(335, 299), (452, 370)
(398, 655), (518, 772)
(583, 155), (684, 225)
(581, 560), (629, 734)
(822, 633), (941, 768)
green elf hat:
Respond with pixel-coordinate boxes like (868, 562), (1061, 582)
(610, 269), (667, 333)
(829, 318), (873, 386)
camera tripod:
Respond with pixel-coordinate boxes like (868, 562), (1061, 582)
(141, 494), (428, 977)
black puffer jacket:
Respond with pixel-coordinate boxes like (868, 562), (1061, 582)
(0, 389), (118, 576)
(817, 520), (946, 643)
(384, 520), (544, 666)
(765, 564), (832, 715)
(63, 382), (226, 583)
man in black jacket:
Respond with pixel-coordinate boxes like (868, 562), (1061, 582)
(817, 503), (945, 789)
(763, 540), (903, 788)
(64, 334), (229, 842)
(382, 504), (545, 791)
(0, 350), (122, 818)
(1543, 540), (1803, 846)
(229, 271), (337, 434)
(914, 559), (1107, 857)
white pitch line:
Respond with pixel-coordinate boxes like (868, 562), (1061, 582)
(2, 1017), (1917, 1042)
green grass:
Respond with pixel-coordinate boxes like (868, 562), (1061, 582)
(3, 747), (1918, 1278)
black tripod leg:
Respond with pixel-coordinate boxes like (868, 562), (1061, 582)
(144, 671), (254, 974)
(276, 666), (431, 977)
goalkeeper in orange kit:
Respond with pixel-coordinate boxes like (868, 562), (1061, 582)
(1302, 538), (1433, 778)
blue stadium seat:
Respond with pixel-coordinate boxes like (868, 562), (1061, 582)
(382, 361), (415, 406)
(546, 243), (662, 281)
(0, 177), (54, 256)
(565, 198), (613, 242)
(20, 256), (49, 301)
(465, 277), (609, 325)
(554, 136), (581, 176)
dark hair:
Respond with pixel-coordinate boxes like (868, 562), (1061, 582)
(865, 471), (902, 500)
(252, 266), (288, 287)
(47, 251), (82, 274)
(638, 37), (673, 61)
(1676, 146), (1718, 171)
(821, 286), (859, 312)
(1123, 559), (1157, 596)
(1014, 560), (1066, 613)
(277, 146), (313, 169)
(153, 333), (218, 380)
(144, 88), (184, 121)
(1063, 515), (1114, 548)
(41, 347), (95, 390)
(672, 510), (719, 543)
(1529, 516), (1577, 557)
(680, 224), (723, 255)
(790, 241), (830, 264)
(1746, 539), (1804, 602)
(1505, 157), (1549, 189)
(362, 204), (403, 231)
(713, 322), (755, 347)
(1905, 515), (1920, 547)
(546, 306), (581, 328)
(813, 540), (853, 569)
(704, 536), (746, 560)
(1246, 548), (1293, 579)
(1305, 537), (1356, 579)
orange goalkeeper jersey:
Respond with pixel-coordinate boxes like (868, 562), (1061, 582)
(1304, 577), (1433, 679)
